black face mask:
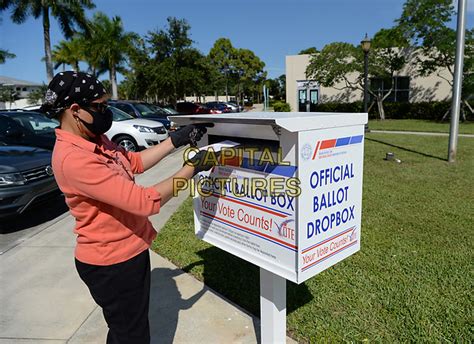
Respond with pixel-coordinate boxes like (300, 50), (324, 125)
(75, 106), (113, 136)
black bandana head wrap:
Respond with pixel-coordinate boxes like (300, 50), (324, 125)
(40, 71), (108, 118)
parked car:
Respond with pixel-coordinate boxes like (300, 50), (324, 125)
(20, 104), (42, 111)
(0, 143), (60, 218)
(105, 106), (168, 152)
(176, 102), (212, 115)
(0, 111), (57, 150)
(226, 101), (244, 112)
(161, 107), (181, 115)
(205, 102), (232, 114)
(108, 100), (173, 130)
(147, 104), (181, 130)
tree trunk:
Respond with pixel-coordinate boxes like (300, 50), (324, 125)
(110, 65), (118, 100)
(42, 6), (54, 82)
(225, 73), (229, 102)
(464, 100), (474, 114)
(376, 98), (385, 120)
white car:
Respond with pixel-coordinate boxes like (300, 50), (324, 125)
(106, 106), (168, 152)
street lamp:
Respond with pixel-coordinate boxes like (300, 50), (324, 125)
(361, 34), (371, 113)
(361, 34), (371, 131)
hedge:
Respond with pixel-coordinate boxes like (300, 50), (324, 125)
(312, 101), (472, 121)
(272, 101), (291, 112)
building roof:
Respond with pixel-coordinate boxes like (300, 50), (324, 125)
(0, 76), (42, 87)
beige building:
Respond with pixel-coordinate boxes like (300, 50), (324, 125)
(285, 54), (453, 112)
(0, 75), (43, 110)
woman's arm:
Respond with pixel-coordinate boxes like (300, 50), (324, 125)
(140, 124), (213, 172)
(153, 149), (219, 206)
(139, 137), (175, 171)
(153, 164), (194, 206)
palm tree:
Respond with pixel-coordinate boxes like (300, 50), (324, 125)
(51, 37), (84, 72)
(0, 0), (95, 81)
(0, 49), (16, 64)
(87, 12), (137, 99)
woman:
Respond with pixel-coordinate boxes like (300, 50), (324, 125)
(41, 71), (213, 343)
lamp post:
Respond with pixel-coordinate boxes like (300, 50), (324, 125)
(361, 34), (371, 114)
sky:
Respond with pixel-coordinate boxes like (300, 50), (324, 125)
(1, 0), (473, 85)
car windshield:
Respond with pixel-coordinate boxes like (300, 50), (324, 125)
(134, 103), (161, 118)
(8, 113), (58, 134)
(147, 104), (168, 115)
(162, 107), (180, 115)
(110, 106), (134, 121)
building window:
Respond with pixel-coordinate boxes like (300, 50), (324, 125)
(370, 76), (410, 103)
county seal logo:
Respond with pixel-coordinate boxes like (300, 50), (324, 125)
(301, 143), (312, 161)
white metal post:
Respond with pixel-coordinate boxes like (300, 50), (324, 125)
(260, 267), (287, 344)
(448, 0), (467, 163)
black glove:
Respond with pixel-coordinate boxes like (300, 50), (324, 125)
(170, 123), (213, 148)
(184, 150), (221, 176)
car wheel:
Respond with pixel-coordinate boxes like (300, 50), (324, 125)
(114, 135), (138, 152)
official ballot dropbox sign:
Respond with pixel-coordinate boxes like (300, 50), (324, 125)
(170, 112), (368, 342)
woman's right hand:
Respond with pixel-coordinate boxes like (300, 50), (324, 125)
(184, 150), (221, 176)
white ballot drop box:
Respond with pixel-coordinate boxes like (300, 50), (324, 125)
(170, 112), (368, 284)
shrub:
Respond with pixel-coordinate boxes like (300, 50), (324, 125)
(313, 101), (363, 114)
(273, 101), (291, 112)
(311, 101), (472, 121)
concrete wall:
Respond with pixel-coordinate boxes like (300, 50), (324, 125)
(286, 53), (453, 112)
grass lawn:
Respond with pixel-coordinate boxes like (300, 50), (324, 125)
(368, 119), (474, 135)
(152, 133), (473, 342)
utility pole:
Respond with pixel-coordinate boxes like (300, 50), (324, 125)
(448, 0), (467, 163)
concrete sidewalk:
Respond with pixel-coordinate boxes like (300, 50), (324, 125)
(0, 148), (296, 344)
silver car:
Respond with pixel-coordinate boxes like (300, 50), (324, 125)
(105, 107), (168, 152)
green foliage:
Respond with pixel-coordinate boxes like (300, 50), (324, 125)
(272, 101), (291, 112)
(397, 0), (454, 46)
(0, 0), (95, 80)
(371, 27), (410, 79)
(141, 17), (212, 104)
(396, 0), (473, 94)
(0, 49), (15, 64)
(51, 36), (84, 71)
(462, 28), (474, 98)
(1, 0), (95, 36)
(208, 37), (266, 105)
(298, 47), (318, 55)
(86, 12), (138, 98)
(312, 101), (363, 113)
(100, 79), (112, 94)
(0, 86), (18, 104)
(27, 84), (48, 105)
(209, 38), (235, 81)
(306, 29), (411, 120)
(311, 101), (472, 121)
(265, 75), (286, 100)
(306, 42), (362, 89)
